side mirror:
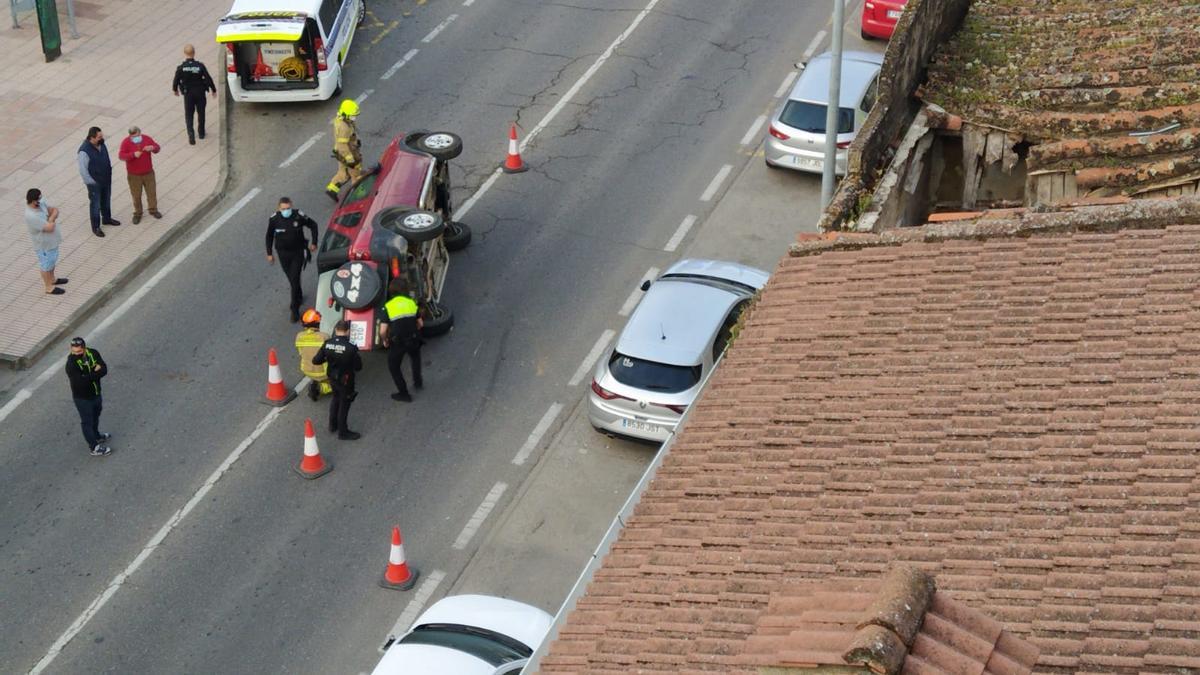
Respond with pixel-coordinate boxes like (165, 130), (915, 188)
(794, 61), (806, 71)
(641, 280), (652, 292)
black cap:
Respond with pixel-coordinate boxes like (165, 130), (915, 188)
(70, 337), (86, 347)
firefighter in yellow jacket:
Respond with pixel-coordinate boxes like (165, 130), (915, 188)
(326, 99), (363, 201)
(295, 308), (333, 400)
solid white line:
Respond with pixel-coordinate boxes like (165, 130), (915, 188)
(664, 215), (696, 253)
(740, 115), (767, 146)
(774, 70), (798, 98)
(700, 165), (733, 202)
(279, 132), (324, 169)
(0, 388), (32, 424)
(383, 569), (446, 650)
(381, 48), (419, 80)
(421, 14), (458, 43)
(454, 0), (664, 220)
(355, 88), (375, 104)
(568, 329), (615, 387)
(453, 482), (508, 550)
(803, 30), (827, 60)
(30, 401), (284, 674)
(618, 267), (659, 317)
(512, 403), (564, 466)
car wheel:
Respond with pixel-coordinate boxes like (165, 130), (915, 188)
(765, 158), (781, 170)
(332, 68), (343, 97)
(376, 207), (445, 243)
(443, 221), (472, 251)
(410, 131), (463, 161)
(421, 301), (454, 337)
(861, 28), (874, 40)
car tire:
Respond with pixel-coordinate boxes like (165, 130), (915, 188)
(333, 68), (343, 97)
(443, 221), (472, 251)
(765, 158), (781, 170)
(410, 131), (463, 161)
(861, 28), (874, 40)
(376, 207), (445, 243)
(421, 301), (454, 337)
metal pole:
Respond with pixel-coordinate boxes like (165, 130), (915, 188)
(821, 0), (845, 208)
(64, 0), (77, 38)
(10, 0), (20, 29)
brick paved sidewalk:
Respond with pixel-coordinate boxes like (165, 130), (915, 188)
(0, 0), (231, 366)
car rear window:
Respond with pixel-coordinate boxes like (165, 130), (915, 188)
(397, 624), (530, 667)
(342, 173), (378, 206)
(609, 352), (700, 393)
(779, 100), (854, 134)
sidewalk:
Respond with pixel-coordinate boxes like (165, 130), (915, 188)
(0, 0), (230, 366)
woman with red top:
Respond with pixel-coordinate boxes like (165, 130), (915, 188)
(117, 125), (162, 224)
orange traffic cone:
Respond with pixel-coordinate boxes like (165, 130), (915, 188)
(380, 525), (419, 590)
(262, 347), (297, 406)
(501, 123), (528, 174)
(294, 418), (333, 479)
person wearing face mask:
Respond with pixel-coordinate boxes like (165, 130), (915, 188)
(265, 197), (319, 323)
(77, 126), (121, 237)
(117, 125), (162, 225)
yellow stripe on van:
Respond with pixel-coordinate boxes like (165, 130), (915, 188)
(216, 31), (303, 43)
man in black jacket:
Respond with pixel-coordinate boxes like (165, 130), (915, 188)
(65, 337), (112, 456)
(312, 321), (363, 441)
(172, 44), (218, 145)
(265, 196), (319, 323)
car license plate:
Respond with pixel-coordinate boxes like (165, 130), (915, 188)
(790, 156), (822, 170)
(887, 9), (902, 18)
(621, 419), (660, 434)
(349, 320), (367, 348)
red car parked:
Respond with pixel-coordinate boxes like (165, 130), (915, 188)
(314, 130), (470, 350)
(861, 0), (908, 40)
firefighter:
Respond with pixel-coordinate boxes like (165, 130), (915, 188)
(379, 280), (424, 402)
(312, 320), (363, 441)
(265, 196), (319, 323)
(294, 308), (332, 401)
(326, 99), (363, 201)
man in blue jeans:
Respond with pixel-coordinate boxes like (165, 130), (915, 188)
(65, 337), (112, 456)
(77, 126), (121, 237)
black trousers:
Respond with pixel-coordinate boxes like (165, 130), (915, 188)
(387, 341), (422, 395)
(183, 91), (208, 139)
(277, 249), (305, 313)
(328, 379), (355, 433)
(86, 182), (112, 229)
(72, 396), (103, 449)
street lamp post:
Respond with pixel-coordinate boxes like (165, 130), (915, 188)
(821, 0), (845, 208)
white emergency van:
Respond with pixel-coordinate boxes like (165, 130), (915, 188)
(216, 0), (364, 102)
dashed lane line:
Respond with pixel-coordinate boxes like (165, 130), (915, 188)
(452, 482), (509, 550)
(803, 29), (827, 60)
(512, 403), (564, 466)
(664, 215), (696, 253)
(421, 13), (458, 43)
(700, 164), (733, 202)
(279, 133), (325, 169)
(381, 569), (447, 652)
(618, 267), (659, 316)
(774, 70), (798, 98)
(567, 329), (615, 387)
(355, 88), (375, 104)
(381, 48), (420, 80)
(740, 115), (767, 146)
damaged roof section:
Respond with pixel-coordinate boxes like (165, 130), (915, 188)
(921, 0), (1200, 200)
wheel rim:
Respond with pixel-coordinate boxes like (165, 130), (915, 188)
(423, 133), (455, 150)
(404, 213), (436, 230)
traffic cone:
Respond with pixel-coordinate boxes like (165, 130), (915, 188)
(294, 418), (333, 479)
(380, 525), (419, 591)
(262, 347), (297, 406)
(501, 123), (528, 174)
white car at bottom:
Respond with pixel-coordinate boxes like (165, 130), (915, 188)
(371, 595), (553, 675)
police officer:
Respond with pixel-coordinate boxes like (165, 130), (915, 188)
(379, 281), (424, 402)
(326, 99), (363, 201)
(312, 320), (363, 440)
(172, 44), (217, 145)
(265, 197), (319, 323)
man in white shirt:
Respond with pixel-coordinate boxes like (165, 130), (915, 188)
(24, 188), (68, 295)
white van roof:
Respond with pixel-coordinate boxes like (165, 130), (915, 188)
(218, 0), (322, 43)
(226, 0), (322, 16)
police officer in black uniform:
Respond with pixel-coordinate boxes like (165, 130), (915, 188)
(312, 320), (363, 440)
(265, 196), (319, 323)
(171, 44), (217, 145)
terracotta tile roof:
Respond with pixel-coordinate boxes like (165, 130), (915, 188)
(920, 0), (1200, 196)
(540, 219), (1200, 674)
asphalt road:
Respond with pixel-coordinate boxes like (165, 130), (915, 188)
(0, 0), (835, 672)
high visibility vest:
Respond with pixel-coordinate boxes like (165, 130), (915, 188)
(384, 295), (418, 321)
(295, 328), (329, 380)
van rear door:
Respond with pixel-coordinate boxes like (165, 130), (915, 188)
(217, 13), (320, 90)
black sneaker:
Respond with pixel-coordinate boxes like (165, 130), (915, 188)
(97, 432), (112, 441)
(90, 444), (112, 457)
(307, 381), (320, 401)
(338, 430), (362, 441)
(414, 380), (424, 390)
(93, 228), (106, 237)
(290, 309), (300, 323)
(390, 392), (413, 402)
(325, 189), (339, 202)
(103, 219), (121, 226)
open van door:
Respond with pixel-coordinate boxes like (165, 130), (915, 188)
(217, 13), (323, 93)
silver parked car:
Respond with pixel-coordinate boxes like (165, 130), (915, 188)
(588, 259), (769, 442)
(764, 50), (883, 175)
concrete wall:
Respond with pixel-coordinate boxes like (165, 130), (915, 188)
(817, 0), (975, 231)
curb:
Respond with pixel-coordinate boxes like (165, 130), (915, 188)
(1, 45), (234, 370)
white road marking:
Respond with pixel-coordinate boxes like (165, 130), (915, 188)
(382, 570), (447, 652)
(421, 14), (458, 43)
(700, 164), (733, 202)
(0, 189), (263, 425)
(774, 70), (798, 98)
(618, 267), (659, 316)
(453, 482), (508, 550)
(664, 215), (697, 252)
(381, 48), (419, 80)
(355, 88), (374, 104)
(568, 329), (615, 387)
(454, 0), (664, 220)
(278, 132), (324, 168)
(740, 115), (767, 146)
(512, 403), (564, 466)
(803, 30), (827, 60)
(462, 0), (476, 5)
(845, 0), (864, 33)
(29, 391), (288, 674)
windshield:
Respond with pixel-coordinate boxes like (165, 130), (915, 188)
(397, 625), (530, 667)
(609, 352), (700, 393)
(779, 100), (854, 134)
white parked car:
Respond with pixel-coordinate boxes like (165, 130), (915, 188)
(371, 595), (553, 675)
